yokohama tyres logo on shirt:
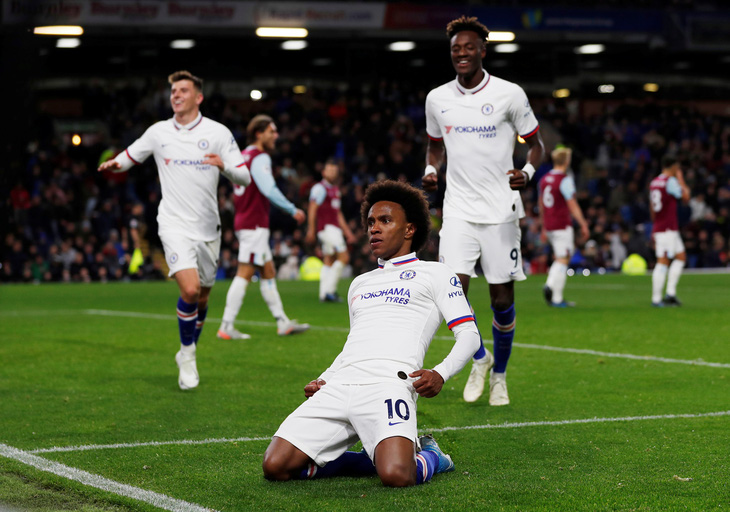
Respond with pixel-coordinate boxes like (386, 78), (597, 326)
(444, 125), (497, 138)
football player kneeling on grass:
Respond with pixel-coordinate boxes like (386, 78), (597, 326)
(262, 180), (481, 487)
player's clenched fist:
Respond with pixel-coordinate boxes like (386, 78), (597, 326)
(410, 369), (444, 398)
(507, 169), (529, 190)
(304, 378), (326, 398)
(422, 172), (438, 192)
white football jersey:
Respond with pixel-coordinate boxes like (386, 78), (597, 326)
(319, 253), (479, 385)
(114, 113), (246, 241)
(426, 70), (539, 224)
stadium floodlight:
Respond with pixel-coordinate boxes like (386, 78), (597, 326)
(575, 44), (605, 55)
(256, 27), (308, 38)
(281, 40), (308, 50)
(598, 84), (615, 94)
(493, 43), (519, 54)
(388, 41), (416, 52)
(553, 88), (571, 98)
(34, 25), (83, 36)
(489, 31), (515, 42)
(643, 83), (659, 92)
(56, 38), (81, 48)
(170, 39), (195, 49)
(250, 90), (263, 100)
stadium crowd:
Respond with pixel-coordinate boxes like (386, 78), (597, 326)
(3, 79), (729, 284)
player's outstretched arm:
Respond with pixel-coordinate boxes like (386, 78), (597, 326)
(304, 379), (326, 398)
(410, 369), (444, 398)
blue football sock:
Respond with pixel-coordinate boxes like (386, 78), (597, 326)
(416, 450), (438, 484)
(176, 298), (198, 347)
(193, 306), (207, 344)
(492, 304), (516, 373)
(299, 451), (376, 479)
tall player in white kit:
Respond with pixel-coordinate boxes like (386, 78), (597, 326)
(263, 180), (480, 487)
(422, 16), (545, 405)
(98, 71), (251, 390)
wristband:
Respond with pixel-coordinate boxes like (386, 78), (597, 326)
(522, 163), (536, 181)
(424, 165), (437, 177)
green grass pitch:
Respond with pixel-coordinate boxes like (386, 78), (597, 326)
(1, 272), (728, 511)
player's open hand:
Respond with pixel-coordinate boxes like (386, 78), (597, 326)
(422, 173), (438, 192)
(508, 169), (528, 190)
(203, 153), (224, 172)
(410, 369), (444, 398)
(304, 378), (326, 398)
(98, 160), (122, 172)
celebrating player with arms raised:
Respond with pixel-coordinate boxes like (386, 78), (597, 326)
(423, 16), (545, 405)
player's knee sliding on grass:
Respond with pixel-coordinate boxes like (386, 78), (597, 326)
(263, 180), (476, 487)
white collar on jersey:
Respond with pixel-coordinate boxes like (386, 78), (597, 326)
(378, 252), (419, 269)
(454, 69), (490, 95)
(172, 112), (203, 131)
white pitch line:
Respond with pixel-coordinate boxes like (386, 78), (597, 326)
(0, 443), (216, 512)
(84, 309), (730, 368)
(30, 436), (271, 454)
(428, 410), (730, 433)
(5, 309), (729, 368)
(511, 342), (730, 369)
(27, 410), (730, 455)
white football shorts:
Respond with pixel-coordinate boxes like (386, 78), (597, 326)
(236, 227), (273, 267)
(654, 230), (685, 259)
(317, 224), (347, 256)
(159, 231), (220, 288)
(547, 226), (575, 260)
(438, 217), (526, 284)
(273, 379), (418, 467)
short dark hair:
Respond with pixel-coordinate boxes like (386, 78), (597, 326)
(168, 70), (203, 91)
(361, 180), (431, 253)
(661, 154), (678, 169)
(246, 114), (274, 145)
(446, 15), (489, 42)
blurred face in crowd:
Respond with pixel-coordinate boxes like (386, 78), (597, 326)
(450, 30), (486, 83)
(322, 162), (338, 183)
(170, 79), (203, 120)
(258, 122), (279, 152)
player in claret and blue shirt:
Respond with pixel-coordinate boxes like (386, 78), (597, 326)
(422, 16), (545, 406)
(649, 155), (690, 307)
(98, 70), (251, 391)
(539, 147), (590, 308)
(263, 180), (481, 487)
